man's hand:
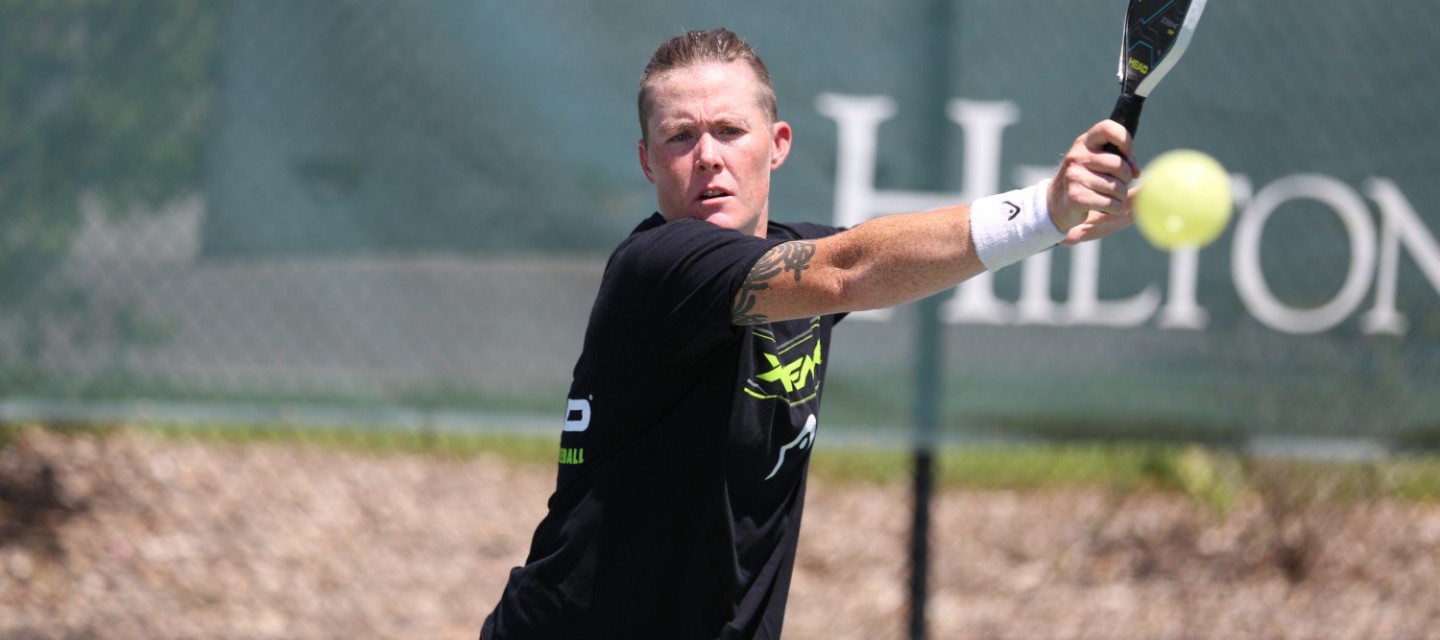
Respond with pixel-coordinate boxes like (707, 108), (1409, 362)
(1060, 205), (1136, 246)
(1048, 120), (1140, 243)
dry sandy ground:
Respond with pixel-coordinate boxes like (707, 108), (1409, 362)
(3, 428), (1440, 639)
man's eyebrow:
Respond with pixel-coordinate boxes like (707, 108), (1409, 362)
(713, 116), (751, 130)
(656, 119), (694, 134)
(656, 115), (752, 134)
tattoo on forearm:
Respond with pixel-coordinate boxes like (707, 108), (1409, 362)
(730, 241), (817, 325)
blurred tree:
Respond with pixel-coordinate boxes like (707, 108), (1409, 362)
(0, 0), (224, 306)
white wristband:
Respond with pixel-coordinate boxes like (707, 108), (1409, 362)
(968, 179), (1063, 271)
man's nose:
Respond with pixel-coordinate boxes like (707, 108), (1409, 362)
(694, 135), (722, 171)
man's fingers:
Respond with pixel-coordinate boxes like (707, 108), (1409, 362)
(1051, 120), (1144, 228)
(1062, 207), (1136, 245)
(1084, 141), (1139, 182)
(1057, 173), (1125, 216)
(1058, 157), (1133, 215)
(1087, 122), (1142, 180)
(1088, 119), (1135, 158)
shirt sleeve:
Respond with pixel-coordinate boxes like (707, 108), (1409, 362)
(782, 221), (847, 240)
(609, 219), (782, 364)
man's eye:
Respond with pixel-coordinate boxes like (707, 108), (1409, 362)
(668, 132), (693, 143)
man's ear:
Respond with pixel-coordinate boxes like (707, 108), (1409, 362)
(638, 139), (656, 184)
(770, 121), (793, 170)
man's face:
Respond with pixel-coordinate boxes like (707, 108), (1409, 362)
(638, 61), (791, 238)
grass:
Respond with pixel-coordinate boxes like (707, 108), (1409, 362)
(807, 443), (1172, 490)
(6, 421), (1440, 503)
(3, 421), (1176, 489)
(140, 423), (566, 466)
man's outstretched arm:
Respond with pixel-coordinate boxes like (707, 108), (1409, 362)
(732, 120), (1139, 325)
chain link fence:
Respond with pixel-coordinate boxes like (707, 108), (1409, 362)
(4, 1), (1440, 638)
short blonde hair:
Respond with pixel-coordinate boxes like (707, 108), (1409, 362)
(637, 28), (777, 141)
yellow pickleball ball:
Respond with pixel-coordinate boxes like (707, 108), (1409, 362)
(1132, 149), (1234, 250)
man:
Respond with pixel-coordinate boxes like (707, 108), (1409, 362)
(481, 28), (1136, 639)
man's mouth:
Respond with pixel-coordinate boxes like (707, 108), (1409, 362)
(698, 188), (731, 202)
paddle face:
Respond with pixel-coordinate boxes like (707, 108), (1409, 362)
(1107, 0), (1210, 139)
(1117, 0), (1209, 99)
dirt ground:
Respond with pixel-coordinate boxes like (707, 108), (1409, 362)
(3, 428), (1440, 640)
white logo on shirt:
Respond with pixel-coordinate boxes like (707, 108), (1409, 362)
(765, 414), (817, 481)
(563, 397), (591, 432)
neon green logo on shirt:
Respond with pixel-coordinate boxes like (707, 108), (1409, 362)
(744, 329), (824, 407)
(756, 340), (823, 393)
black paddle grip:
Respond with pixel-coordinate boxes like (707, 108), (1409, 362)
(1103, 93), (1146, 156)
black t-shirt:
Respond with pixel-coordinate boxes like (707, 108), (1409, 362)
(482, 214), (845, 640)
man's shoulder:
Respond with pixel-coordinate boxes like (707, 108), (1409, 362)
(626, 213), (738, 241)
(611, 214), (754, 264)
(617, 213), (841, 248)
(606, 214), (840, 271)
